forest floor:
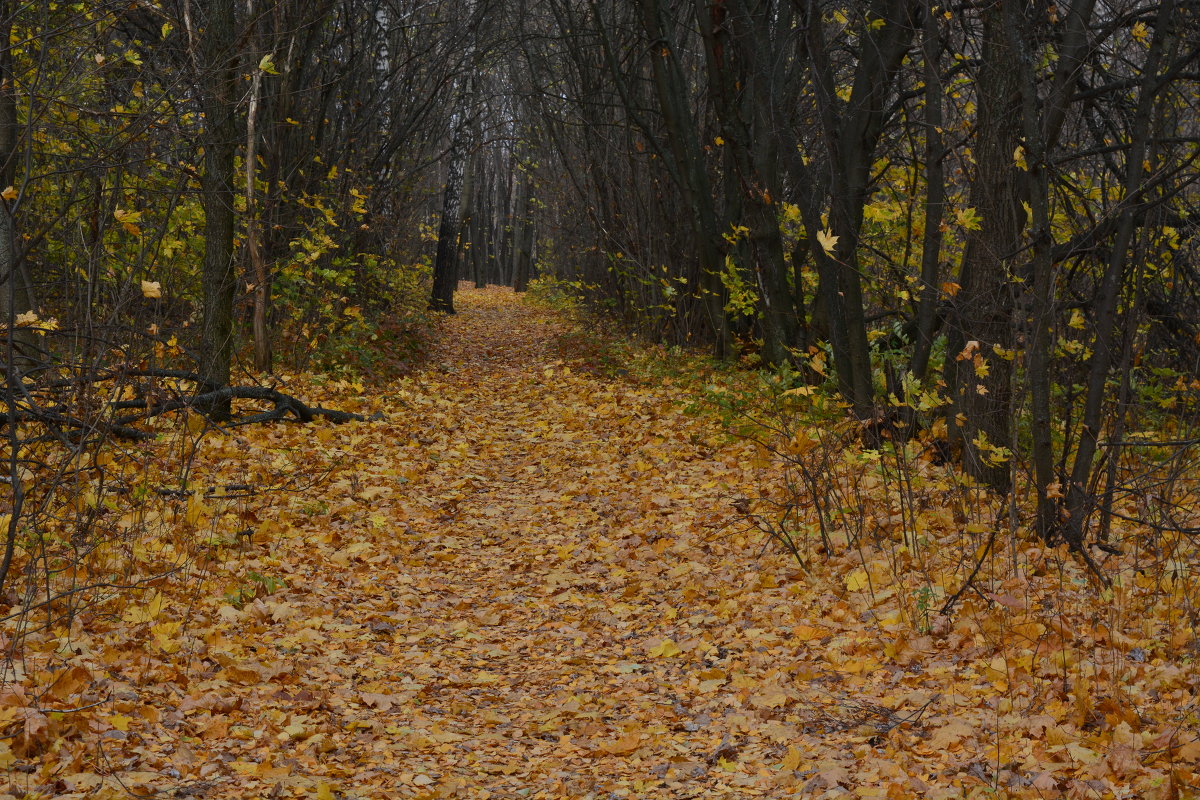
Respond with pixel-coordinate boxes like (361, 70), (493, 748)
(4, 287), (1199, 799)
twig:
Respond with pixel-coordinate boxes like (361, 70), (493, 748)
(940, 527), (997, 617)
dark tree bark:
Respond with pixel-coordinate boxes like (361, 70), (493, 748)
(511, 158), (535, 292)
(798, 0), (918, 417)
(945, 0), (1099, 496)
(458, 147), (479, 288)
(907, 1), (946, 385)
(696, 0), (797, 366)
(629, 0), (732, 358)
(196, 0), (241, 420)
(943, 3), (1025, 491)
(0, 0), (34, 339)
(430, 108), (471, 313)
(245, 0), (271, 374)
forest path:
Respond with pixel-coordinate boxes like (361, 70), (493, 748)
(162, 286), (814, 799)
(317, 286), (772, 797)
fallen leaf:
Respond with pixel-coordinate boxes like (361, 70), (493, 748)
(598, 732), (642, 756)
(844, 569), (869, 592)
(648, 638), (681, 658)
(927, 718), (974, 750)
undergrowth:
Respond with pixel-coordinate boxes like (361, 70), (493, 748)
(536, 281), (1200, 732)
(525, 275), (730, 388)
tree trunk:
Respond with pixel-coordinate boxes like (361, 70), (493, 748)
(800, 0), (917, 417)
(907, 1), (946, 385)
(196, 0), (240, 419)
(511, 163), (534, 292)
(430, 109), (470, 313)
(634, 0), (731, 359)
(498, 147), (516, 286)
(944, 3), (1023, 491)
(697, 0), (797, 366)
(459, 149), (479, 288)
(245, 20), (271, 374)
(470, 163), (489, 289)
(0, 0), (35, 350)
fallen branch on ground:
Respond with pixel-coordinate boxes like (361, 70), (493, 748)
(4, 365), (378, 443)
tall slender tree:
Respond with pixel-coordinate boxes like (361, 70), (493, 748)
(195, 0), (240, 417)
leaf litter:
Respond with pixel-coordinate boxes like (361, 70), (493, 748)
(1, 286), (1198, 799)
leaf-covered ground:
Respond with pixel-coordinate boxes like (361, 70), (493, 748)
(4, 287), (1198, 799)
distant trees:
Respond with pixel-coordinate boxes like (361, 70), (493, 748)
(430, 104), (473, 314)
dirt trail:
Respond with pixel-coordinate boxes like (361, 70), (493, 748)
(160, 287), (787, 799)
(329, 288), (763, 796)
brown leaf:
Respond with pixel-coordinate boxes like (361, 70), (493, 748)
(597, 732), (642, 756)
(360, 692), (396, 712)
(927, 718), (973, 750)
(20, 708), (50, 748)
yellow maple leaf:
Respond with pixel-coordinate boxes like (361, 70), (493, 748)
(1066, 742), (1100, 764)
(844, 568), (868, 592)
(782, 385), (816, 397)
(122, 591), (163, 624)
(954, 207), (982, 230)
(793, 625), (826, 641)
(928, 718), (974, 749)
(648, 638), (681, 658)
(816, 228), (838, 255)
(751, 688), (789, 708)
(141, 280), (162, 299)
